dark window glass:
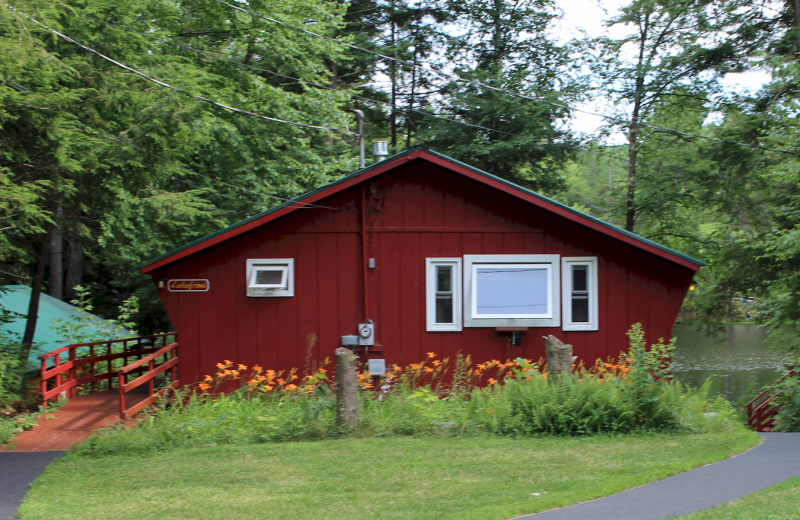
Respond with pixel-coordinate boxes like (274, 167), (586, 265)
(256, 269), (283, 285)
(434, 265), (454, 324)
(436, 296), (454, 324)
(572, 296), (589, 323)
(570, 265), (590, 323)
(437, 266), (452, 292)
(572, 266), (587, 292)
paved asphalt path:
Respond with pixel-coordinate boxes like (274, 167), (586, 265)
(0, 452), (62, 520)
(516, 432), (800, 520)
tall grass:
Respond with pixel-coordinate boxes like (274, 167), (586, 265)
(75, 325), (741, 456)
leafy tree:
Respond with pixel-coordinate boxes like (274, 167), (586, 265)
(585, 0), (755, 232)
(417, 0), (575, 192)
(0, 0), (359, 353)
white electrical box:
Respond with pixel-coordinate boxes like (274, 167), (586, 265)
(367, 359), (386, 376)
(341, 335), (359, 347)
(358, 322), (375, 346)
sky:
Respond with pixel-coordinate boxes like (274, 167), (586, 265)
(554, 0), (772, 142)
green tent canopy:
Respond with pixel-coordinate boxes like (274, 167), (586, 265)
(0, 285), (134, 370)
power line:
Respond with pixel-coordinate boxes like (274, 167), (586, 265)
(8, 5), (355, 138)
(78, 8), (758, 188)
(210, 0), (800, 158)
(119, 142), (340, 211)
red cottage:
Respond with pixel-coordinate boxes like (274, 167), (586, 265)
(139, 148), (703, 382)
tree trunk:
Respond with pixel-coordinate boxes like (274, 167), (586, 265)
(625, 16), (650, 233)
(389, 0), (397, 147)
(65, 232), (83, 299)
(543, 335), (574, 379)
(48, 201), (63, 300)
(794, 0), (800, 53)
(335, 347), (359, 427)
(20, 235), (49, 364)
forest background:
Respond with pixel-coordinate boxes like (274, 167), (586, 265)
(3, 0), (800, 364)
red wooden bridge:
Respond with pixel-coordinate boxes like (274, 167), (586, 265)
(746, 363), (800, 432)
(6, 333), (179, 452)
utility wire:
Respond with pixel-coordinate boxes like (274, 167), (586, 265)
(8, 5), (355, 138)
(41, 6), (768, 194)
(75, 8), (761, 187)
(120, 142), (340, 211)
(210, 0), (800, 158)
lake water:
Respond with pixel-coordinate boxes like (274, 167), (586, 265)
(672, 324), (788, 406)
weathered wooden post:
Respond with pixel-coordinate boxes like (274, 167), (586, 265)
(543, 335), (575, 379)
(335, 347), (359, 427)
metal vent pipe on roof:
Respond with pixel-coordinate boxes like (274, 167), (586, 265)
(372, 141), (389, 161)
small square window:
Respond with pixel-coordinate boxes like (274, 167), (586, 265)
(246, 259), (294, 297)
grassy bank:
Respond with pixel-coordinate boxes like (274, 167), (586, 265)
(20, 431), (759, 520)
(670, 475), (800, 520)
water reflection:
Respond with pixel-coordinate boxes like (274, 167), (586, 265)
(672, 324), (788, 405)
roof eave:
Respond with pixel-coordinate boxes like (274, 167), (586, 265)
(139, 147), (705, 274)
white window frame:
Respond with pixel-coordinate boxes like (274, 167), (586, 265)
(246, 259), (294, 297)
(561, 257), (598, 331)
(464, 254), (560, 328)
(425, 258), (462, 331)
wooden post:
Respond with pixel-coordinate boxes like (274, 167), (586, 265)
(335, 347), (359, 427)
(40, 358), (47, 410)
(543, 335), (575, 379)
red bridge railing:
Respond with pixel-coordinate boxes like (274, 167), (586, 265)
(118, 341), (179, 419)
(39, 332), (178, 419)
(746, 363), (800, 432)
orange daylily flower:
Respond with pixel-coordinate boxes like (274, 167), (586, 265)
(488, 378), (497, 385)
(427, 352), (436, 358)
(198, 383), (211, 391)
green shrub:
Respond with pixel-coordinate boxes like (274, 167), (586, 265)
(73, 325), (744, 456)
(771, 365), (800, 432)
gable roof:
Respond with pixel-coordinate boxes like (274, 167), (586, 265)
(139, 147), (705, 273)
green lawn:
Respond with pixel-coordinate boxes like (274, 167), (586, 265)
(20, 431), (759, 520)
(670, 476), (800, 520)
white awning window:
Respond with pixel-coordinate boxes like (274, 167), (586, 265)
(246, 259), (294, 297)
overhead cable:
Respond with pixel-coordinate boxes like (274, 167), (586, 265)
(210, 0), (800, 158)
(8, 5), (355, 138)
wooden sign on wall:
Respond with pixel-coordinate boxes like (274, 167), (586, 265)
(168, 279), (210, 292)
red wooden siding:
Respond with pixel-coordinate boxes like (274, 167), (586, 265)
(152, 160), (695, 383)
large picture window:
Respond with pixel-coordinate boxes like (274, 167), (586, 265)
(425, 258), (462, 331)
(464, 255), (560, 327)
(561, 257), (598, 331)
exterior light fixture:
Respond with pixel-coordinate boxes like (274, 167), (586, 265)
(158, 276), (166, 289)
(689, 281), (697, 292)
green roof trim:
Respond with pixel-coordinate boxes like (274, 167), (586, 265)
(138, 146), (706, 270)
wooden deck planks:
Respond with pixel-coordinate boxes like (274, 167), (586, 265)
(4, 388), (149, 452)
